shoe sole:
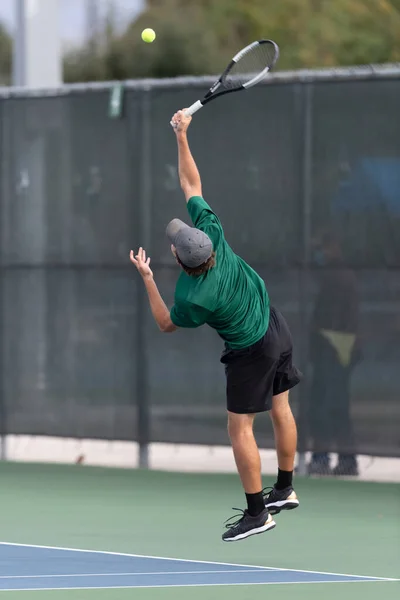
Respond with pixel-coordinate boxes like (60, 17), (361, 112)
(223, 518), (276, 542)
(266, 499), (300, 515)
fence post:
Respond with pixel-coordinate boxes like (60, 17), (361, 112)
(135, 88), (152, 469)
(0, 306), (4, 459)
(0, 216), (3, 458)
(0, 347), (5, 457)
(297, 82), (314, 475)
(0, 96), (5, 461)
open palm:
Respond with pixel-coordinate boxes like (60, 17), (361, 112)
(130, 247), (153, 279)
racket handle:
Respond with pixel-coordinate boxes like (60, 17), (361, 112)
(170, 100), (203, 128)
(184, 100), (203, 117)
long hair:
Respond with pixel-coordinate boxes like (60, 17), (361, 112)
(176, 252), (216, 277)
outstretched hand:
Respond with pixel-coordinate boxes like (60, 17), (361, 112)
(130, 247), (153, 280)
(170, 109), (192, 133)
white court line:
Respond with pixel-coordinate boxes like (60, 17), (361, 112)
(0, 580), (398, 592)
(0, 569), (277, 580)
(0, 542), (397, 582)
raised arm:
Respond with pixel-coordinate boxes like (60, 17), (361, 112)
(171, 109), (202, 202)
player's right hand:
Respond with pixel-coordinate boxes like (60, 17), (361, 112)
(170, 109), (192, 133)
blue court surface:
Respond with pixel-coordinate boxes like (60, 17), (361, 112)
(0, 543), (396, 591)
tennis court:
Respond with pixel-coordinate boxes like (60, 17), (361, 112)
(0, 63), (399, 600)
(1, 462), (398, 599)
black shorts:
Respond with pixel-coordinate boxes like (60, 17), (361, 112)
(220, 307), (302, 414)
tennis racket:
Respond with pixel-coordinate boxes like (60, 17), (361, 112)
(171, 39), (279, 126)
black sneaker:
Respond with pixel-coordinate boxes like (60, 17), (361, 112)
(307, 460), (333, 476)
(307, 454), (332, 476)
(263, 486), (299, 515)
(222, 507), (276, 542)
(332, 456), (359, 477)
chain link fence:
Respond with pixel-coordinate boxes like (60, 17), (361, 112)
(0, 65), (399, 468)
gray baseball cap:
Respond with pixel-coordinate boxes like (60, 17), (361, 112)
(166, 218), (213, 268)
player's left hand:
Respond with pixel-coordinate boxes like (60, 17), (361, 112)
(130, 247), (153, 280)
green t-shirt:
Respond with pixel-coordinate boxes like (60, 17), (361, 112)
(170, 196), (270, 349)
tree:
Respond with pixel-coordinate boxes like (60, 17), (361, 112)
(112, 4), (220, 79)
(0, 22), (12, 85)
(64, 0), (400, 82)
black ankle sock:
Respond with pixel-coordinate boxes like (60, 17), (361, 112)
(245, 491), (265, 516)
(275, 469), (293, 490)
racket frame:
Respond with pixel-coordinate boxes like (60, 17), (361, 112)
(183, 39), (279, 117)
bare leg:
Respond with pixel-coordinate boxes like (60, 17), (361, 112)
(270, 391), (297, 472)
(223, 411), (276, 541)
(227, 411), (262, 493)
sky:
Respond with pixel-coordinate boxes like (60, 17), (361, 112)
(0, 0), (144, 47)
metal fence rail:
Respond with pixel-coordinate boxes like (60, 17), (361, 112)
(0, 64), (399, 462)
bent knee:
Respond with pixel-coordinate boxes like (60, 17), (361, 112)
(227, 411), (255, 439)
(270, 391), (292, 419)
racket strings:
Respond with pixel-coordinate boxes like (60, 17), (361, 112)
(223, 42), (277, 89)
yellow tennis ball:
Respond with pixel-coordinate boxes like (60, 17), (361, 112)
(141, 28), (156, 43)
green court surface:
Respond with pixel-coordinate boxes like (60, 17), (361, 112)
(0, 462), (399, 599)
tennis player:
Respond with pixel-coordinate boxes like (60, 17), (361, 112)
(130, 109), (302, 542)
